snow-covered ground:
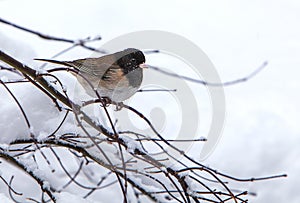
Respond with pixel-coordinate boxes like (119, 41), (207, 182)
(1, 0), (299, 202)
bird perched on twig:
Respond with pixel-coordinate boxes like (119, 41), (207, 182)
(35, 48), (146, 103)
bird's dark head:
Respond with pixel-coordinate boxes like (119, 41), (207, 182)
(116, 48), (146, 73)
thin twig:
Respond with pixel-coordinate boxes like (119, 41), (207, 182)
(147, 61), (268, 86)
(0, 18), (106, 53)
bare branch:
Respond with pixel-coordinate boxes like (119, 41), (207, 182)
(147, 61), (268, 87)
(0, 18), (106, 53)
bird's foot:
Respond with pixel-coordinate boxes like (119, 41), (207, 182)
(114, 102), (124, 111)
(100, 97), (123, 111)
(100, 97), (112, 107)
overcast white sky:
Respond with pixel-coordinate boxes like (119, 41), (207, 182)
(1, 0), (300, 202)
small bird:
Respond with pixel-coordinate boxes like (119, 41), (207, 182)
(35, 48), (146, 103)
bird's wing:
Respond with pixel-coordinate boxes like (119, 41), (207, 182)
(71, 58), (120, 78)
(35, 56), (120, 78)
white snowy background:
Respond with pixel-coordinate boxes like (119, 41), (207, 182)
(0, 0), (299, 202)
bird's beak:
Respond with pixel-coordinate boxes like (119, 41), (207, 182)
(139, 63), (148, 69)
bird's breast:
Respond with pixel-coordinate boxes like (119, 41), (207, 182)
(98, 68), (143, 102)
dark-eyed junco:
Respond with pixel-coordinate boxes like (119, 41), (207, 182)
(35, 48), (146, 102)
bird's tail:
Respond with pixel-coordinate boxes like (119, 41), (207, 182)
(34, 58), (72, 67)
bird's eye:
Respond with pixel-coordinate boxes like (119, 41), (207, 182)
(130, 58), (137, 63)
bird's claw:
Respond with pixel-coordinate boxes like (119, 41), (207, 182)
(114, 102), (123, 111)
